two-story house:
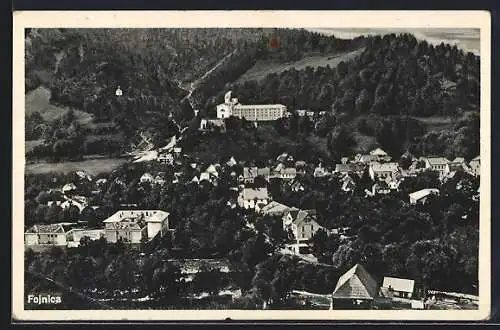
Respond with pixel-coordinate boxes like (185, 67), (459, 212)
(25, 223), (76, 246)
(369, 162), (400, 181)
(282, 209), (322, 242)
(102, 210), (170, 243)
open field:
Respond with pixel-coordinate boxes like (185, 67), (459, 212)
(25, 156), (128, 176)
(237, 48), (364, 83)
(25, 86), (94, 126)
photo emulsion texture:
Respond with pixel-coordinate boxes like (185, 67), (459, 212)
(23, 28), (480, 311)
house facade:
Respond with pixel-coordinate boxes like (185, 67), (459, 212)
(216, 91), (287, 121)
(102, 210), (170, 243)
(283, 209), (322, 241)
(369, 162), (400, 181)
(237, 188), (270, 209)
(25, 224), (73, 246)
(381, 277), (415, 299)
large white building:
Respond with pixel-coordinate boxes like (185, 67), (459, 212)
(216, 91), (287, 121)
(102, 210), (170, 243)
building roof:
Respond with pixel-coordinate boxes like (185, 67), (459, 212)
(451, 157), (465, 164)
(371, 162), (399, 173)
(427, 157), (450, 166)
(283, 168), (297, 175)
(382, 277), (415, 294)
(200, 172), (211, 181)
(103, 210), (169, 224)
(26, 223), (67, 234)
(370, 148), (388, 156)
(260, 201), (297, 215)
(357, 154), (378, 163)
(141, 172), (154, 180)
(241, 188), (269, 201)
(335, 163), (365, 173)
(205, 164), (218, 174)
(409, 188), (440, 201)
(290, 209), (317, 226)
(470, 155), (480, 162)
(234, 103), (286, 110)
(333, 264), (378, 300)
(62, 183), (77, 191)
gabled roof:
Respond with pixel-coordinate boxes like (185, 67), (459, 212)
(241, 188), (269, 201)
(451, 157), (465, 164)
(290, 209), (316, 225)
(26, 223), (67, 234)
(382, 277), (415, 294)
(371, 162), (399, 172)
(409, 188), (440, 201)
(427, 157), (450, 166)
(335, 163), (365, 173)
(333, 264), (378, 300)
(370, 148), (388, 156)
(260, 201), (297, 215)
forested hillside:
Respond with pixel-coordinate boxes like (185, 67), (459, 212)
(25, 28), (364, 160)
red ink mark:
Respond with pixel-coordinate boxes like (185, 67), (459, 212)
(270, 38), (279, 49)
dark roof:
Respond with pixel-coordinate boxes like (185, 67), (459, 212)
(335, 163), (365, 173)
(333, 264), (378, 300)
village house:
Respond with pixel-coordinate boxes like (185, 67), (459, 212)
(314, 163), (330, 178)
(158, 152), (174, 165)
(369, 162), (400, 181)
(469, 156), (480, 176)
(421, 156), (451, 175)
(61, 195), (88, 212)
(341, 174), (357, 192)
(75, 170), (93, 182)
(140, 172), (155, 184)
(369, 148), (392, 162)
(289, 178), (306, 192)
(237, 188), (271, 209)
(25, 223), (75, 246)
(449, 157), (468, 172)
(409, 188), (440, 205)
(282, 209), (322, 242)
(95, 178), (108, 188)
(332, 263), (378, 309)
(62, 183), (77, 194)
(102, 210), (170, 243)
(381, 277), (415, 299)
(242, 167), (271, 184)
(199, 118), (226, 132)
(226, 156), (238, 167)
(259, 201), (298, 217)
(334, 163), (365, 177)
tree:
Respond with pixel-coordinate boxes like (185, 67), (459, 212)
(327, 124), (356, 162)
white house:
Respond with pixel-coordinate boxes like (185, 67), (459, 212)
(25, 223), (73, 246)
(140, 172), (155, 184)
(102, 210), (170, 243)
(469, 156), (480, 176)
(282, 209), (322, 242)
(369, 162), (400, 181)
(259, 201), (298, 217)
(382, 277), (415, 299)
(409, 188), (440, 205)
(62, 183), (77, 194)
(237, 188), (270, 209)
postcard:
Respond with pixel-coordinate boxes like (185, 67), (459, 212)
(12, 10), (491, 321)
